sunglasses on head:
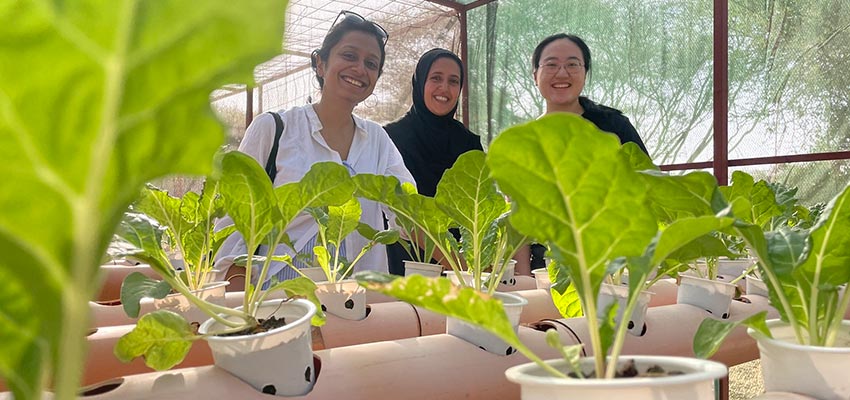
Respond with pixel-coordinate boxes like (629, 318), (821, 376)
(329, 10), (389, 46)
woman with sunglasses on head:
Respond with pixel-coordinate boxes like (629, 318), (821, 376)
(521, 33), (650, 271)
(215, 11), (414, 287)
(383, 48), (484, 276)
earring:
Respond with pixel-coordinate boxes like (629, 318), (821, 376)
(363, 93), (378, 108)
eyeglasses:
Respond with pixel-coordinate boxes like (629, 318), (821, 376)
(537, 61), (585, 75)
(330, 10), (389, 46)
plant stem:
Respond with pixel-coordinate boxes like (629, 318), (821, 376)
(605, 285), (644, 379)
(825, 286), (850, 347)
(513, 342), (569, 379)
(736, 227), (806, 343)
(729, 262), (758, 285)
(580, 288), (605, 378)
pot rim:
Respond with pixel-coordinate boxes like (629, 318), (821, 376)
(680, 275), (737, 289)
(403, 260), (443, 269)
(747, 318), (850, 353)
(493, 291), (529, 307)
(505, 356), (727, 388)
(167, 280), (230, 298)
(198, 298), (316, 341)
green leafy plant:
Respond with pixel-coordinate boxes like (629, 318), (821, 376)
(487, 114), (738, 378)
(360, 114), (735, 379)
(301, 198), (400, 283)
(354, 174), (461, 268)
(434, 150), (529, 294)
(114, 181), (237, 318)
(0, 1), (287, 398)
(695, 174), (850, 357)
(113, 152), (342, 371)
(356, 150), (529, 294)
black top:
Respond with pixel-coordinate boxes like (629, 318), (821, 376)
(384, 48), (483, 197)
(579, 96), (649, 155)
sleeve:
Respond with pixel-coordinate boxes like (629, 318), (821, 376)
(237, 112), (279, 166)
(619, 116), (650, 158)
(379, 126), (416, 233)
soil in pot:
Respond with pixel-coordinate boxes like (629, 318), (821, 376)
(568, 359), (684, 379)
(220, 316), (288, 337)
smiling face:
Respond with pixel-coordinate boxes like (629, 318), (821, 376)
(422, 57), (462, 117)
(315, 30), (382, 105)
(533, 38), (586, 113)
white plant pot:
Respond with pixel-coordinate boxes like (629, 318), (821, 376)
(446, 292), (527, 355)
(498, 259), (517, 286)
(199, 299), (317, 397)
(314, 279), (367, 321)
(745, 274), (769, 298)
(677, 275), (736, 319)
(598, 283), (653, 336)
(749, 319), (850, 400)
(717, 257), (755, 276)
(298, 267), (327, 282)
(532, 268), (551, 290)
(505, 355), (727, 399)
(444, 270), (490, 289)
(150, 281), (229, 325)
(403, 260), (443, 278)
(716, 258), (753, 293)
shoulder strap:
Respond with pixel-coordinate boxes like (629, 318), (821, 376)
(265, 112), (285, 182)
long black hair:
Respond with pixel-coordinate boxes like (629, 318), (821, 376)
(311, 15), (387, 89)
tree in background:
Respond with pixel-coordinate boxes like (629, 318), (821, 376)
(466, 0), (850, 204)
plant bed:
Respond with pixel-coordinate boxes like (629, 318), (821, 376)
(57, 327), (568, 400)
(537, 298), (777, 368)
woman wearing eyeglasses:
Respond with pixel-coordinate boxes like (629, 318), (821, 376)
(382, 48), (483, 276)
(520, 34), (650, 271)
(216, 11), (414, 286)
(532, 33), (648, 154)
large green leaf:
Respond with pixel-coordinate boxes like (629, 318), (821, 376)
(112, 212), (173, 278)
(436, 150), (508, 274)
(119, 272), (172, 318)
(790, 184), (850, 344)
(720, 171), (783, 228)
(0, 1), (288, 397)
(136, 186), (189, 245)
(621, 142), (658, 171)
(354, 174), (453, 263)
(219, 151), (280, 251)
(693, 311), (770, 359)
(276, 162), (355, 226)
(114, 311), (197, 371)
(324, 198), (362, 248)
(651, 216), (736, 267)
(487, 114), (657, 310)
(641, 170), (722, 223)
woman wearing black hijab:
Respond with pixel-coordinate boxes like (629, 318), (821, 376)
(384, 48), (483, 275)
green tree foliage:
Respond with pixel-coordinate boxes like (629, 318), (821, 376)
(466, 0), (850, 204)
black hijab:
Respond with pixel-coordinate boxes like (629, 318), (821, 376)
(385, 48), (483, 197)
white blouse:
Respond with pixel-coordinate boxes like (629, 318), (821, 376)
(214, 104), (415, 283)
